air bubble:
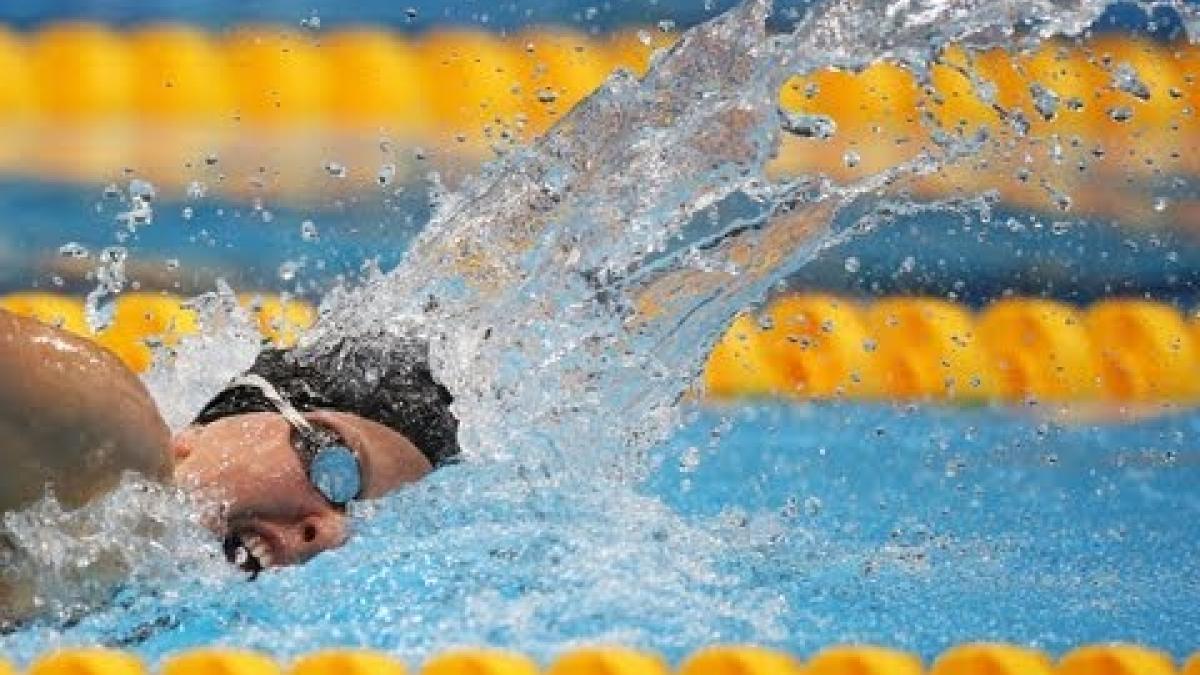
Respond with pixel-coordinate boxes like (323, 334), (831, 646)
(300, 219), (320, 242)
(844, 256), (860, 273)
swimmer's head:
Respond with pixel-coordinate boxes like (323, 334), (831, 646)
(176, 340), (459, 574)
(172, 409), (433, 572)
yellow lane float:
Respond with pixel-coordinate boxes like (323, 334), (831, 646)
(1058, 645), (1177, 675)
(5, 646), (1200, 675)
(703, 313), (791, 398)
(975, 298), (1100, 402)
(0, 291), (317, 372)
(929, 643), (1055, 675)
(806, 646), (921, 675)
(0, 291), (90, 336)
(756, 294), (878, 399)
(0, 25), (1190, 211)
(424, 651), (538, 675)
(864, 297), (996, 402)
(292, 651), (407, 675)
(5, 290), (1200, 405)
(679, 647), (803, 675)
(706, 294), (1200, 404)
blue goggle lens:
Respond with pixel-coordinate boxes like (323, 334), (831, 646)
(308, 444), (362, 506)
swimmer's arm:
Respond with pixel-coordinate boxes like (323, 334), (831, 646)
(0, 309), (171, 514)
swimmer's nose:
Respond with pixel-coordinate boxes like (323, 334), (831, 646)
(258, 512), (349, 566)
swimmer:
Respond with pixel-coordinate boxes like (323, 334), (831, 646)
(0, 307), (459, 582)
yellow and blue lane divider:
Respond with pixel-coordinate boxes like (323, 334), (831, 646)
(0, 23), (1191, 219)
(0, 291), (313, 373)
(4, 644), (1200, 675)
(705, 293), (1200, 404)
(4, 290), (1200, 405)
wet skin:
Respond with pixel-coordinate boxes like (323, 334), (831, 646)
(172, 411), (433, 570)
(0, 308), (434, 573)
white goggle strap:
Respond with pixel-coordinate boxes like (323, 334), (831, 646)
(229, 374), (314, 434)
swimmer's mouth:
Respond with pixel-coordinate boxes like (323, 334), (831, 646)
(222, 531), (275, 579)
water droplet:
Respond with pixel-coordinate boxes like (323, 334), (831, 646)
(1112, 62), (1151, 101)
(536, 87), (559, 103)
(300, 9), (321, 30)
(1007, 109), (1031, 136)
(1107, 106), (1134, 123)
(58, 242), (89, 258)
(780, 110), (837, 139)
(324, 161), (347, 178)
(278, 260), (300, 282)
(843, 150), (860, 168)
(844, 256), (860, 273)
(186, 180), (208, 200)
(1154, 196), (1169, 212)
(181, 206), (194, 220)
(100, 247), (127, 265)
(127, 177), (154, 200)
(300, 219), (320, 242)
(1029, 83), (1060, 120)
(376, 163), (397, 187)
(657, 19), (676, 32)
(404, 7), (418, 20)
(165, 258), (180, 270)
(678, 446), (701, 472)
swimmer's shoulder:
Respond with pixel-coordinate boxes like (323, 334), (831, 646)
(0, 308), (171, 513)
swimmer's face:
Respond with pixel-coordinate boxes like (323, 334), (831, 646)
(171, 410), (433, 572)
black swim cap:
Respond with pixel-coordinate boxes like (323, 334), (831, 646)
(193, 335), (460, 467)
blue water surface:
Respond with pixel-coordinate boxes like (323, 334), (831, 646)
(4, 403), (1197, 664)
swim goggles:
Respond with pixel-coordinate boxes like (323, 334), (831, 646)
(229, 374), (363, 506)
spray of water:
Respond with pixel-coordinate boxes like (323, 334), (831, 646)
(2, 0), (1197, 657)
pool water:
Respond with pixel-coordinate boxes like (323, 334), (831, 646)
(3, 403), (1197, 663)
(4, 0), (1200, 664)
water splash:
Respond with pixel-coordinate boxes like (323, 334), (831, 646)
(1, 476), (227, 634)
(311, 0), (1196, 463)
(4, 0), (1199, 657)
